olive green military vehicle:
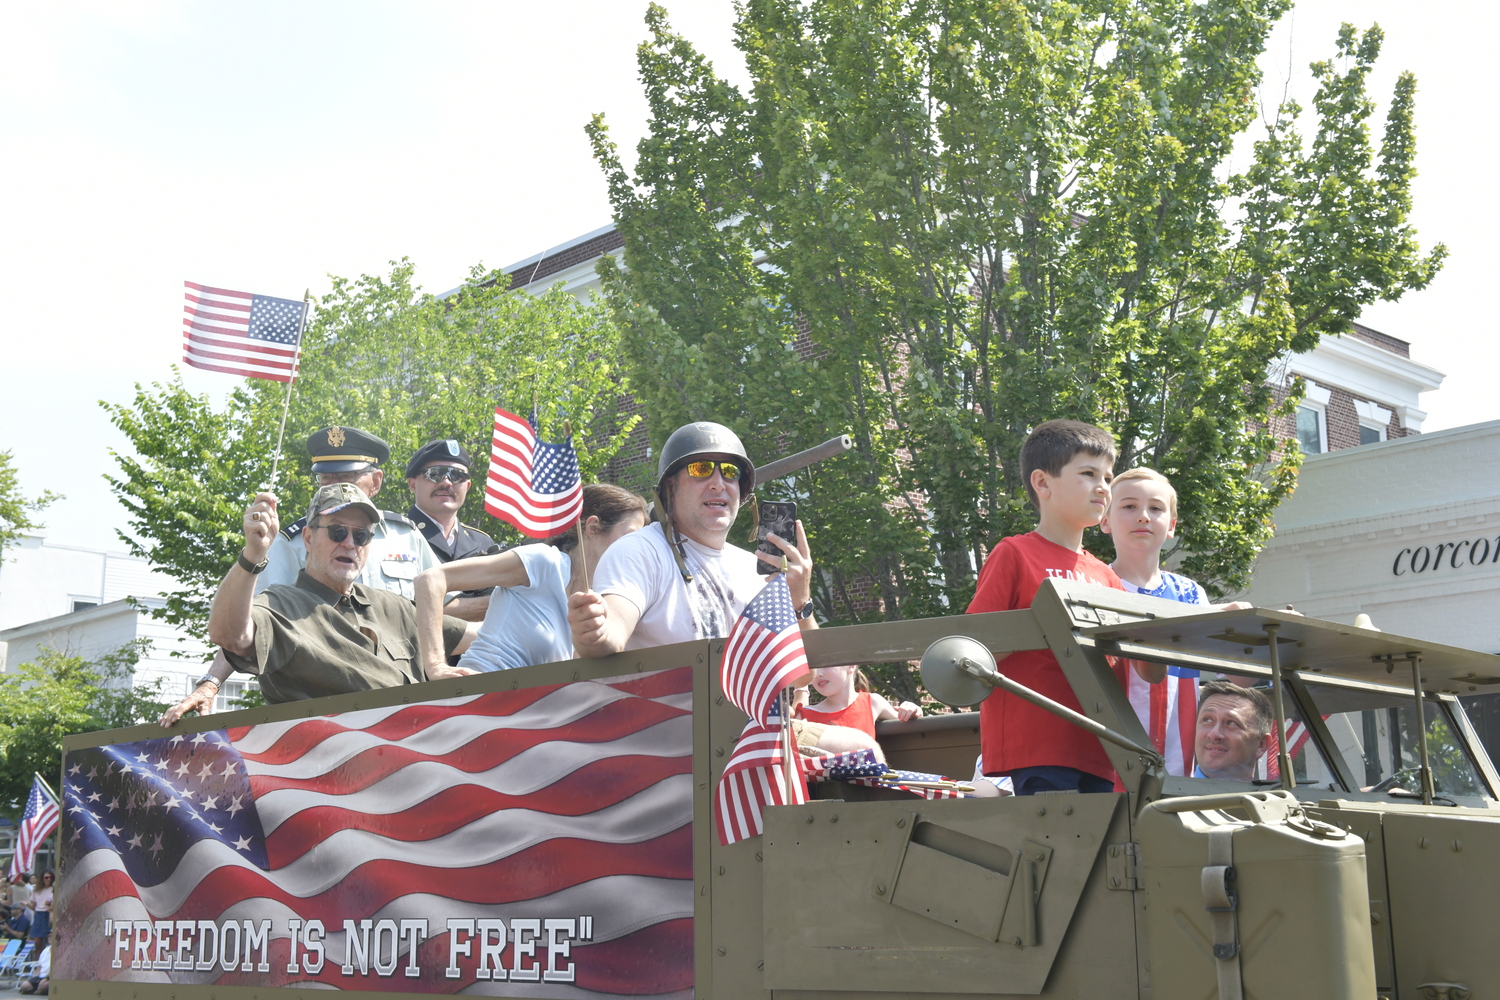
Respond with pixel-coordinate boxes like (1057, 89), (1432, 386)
(51, 577), (1499, 1000)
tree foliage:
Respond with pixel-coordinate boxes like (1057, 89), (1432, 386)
(0, 450), (61, 566)
(104, 262), (637, 642)
(0, 641), (169, 818)
(588, 3), (1443, 649)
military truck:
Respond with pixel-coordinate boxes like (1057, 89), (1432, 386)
(49, 577), (1500, 1000)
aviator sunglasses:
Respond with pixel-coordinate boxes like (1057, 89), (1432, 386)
(309, 524), (375, 546)
(684, 460), (742, 481)
(419, 466), (469, 484)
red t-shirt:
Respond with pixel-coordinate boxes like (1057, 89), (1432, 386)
(798, 691), (877, 738)
(967, 531), (1127, 780)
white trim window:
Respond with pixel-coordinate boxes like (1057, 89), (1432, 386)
(1354, 399), (1394, 446)
(1296, 383), (1332, 455)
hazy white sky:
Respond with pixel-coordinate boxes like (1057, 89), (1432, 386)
(2, 1), (1493, 552)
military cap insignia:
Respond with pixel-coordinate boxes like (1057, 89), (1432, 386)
(328, 426), (346, 447)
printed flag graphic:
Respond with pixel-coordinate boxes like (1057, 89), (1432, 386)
(55, 670), (694, 996)
(10, 775), (59, 881)
(485, 409), (584, 538)
(182, 282), (307, 382)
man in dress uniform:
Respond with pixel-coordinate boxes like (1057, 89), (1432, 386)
(404, 438), (499, 622)
(159, 426), (441, 725)
(259, 426), (438, 596)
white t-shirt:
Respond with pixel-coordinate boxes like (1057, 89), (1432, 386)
(594, 522), (767, 649)
(460, 544), (573, 672)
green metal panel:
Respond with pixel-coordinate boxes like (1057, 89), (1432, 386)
(761, 794), (1123, 995)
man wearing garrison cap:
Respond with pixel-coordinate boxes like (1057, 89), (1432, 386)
(404, 438), (499, 621)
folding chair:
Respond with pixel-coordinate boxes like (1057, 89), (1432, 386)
(0, 940), (20, 972)
(0, 940), (32, 981)
(7, 943), (36, 989)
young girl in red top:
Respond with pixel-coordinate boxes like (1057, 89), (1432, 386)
(796, 666), (922, 737)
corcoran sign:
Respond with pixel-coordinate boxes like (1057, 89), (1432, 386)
(56, 670), (694, 996)
(1391, 535), (1500, 577)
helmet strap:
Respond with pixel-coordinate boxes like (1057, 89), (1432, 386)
(652, 486), (695, 584)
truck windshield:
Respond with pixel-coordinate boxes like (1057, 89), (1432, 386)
(1302, 682), (1490, 798)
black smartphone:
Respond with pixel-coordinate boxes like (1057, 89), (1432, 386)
(755, 501), (798, 575)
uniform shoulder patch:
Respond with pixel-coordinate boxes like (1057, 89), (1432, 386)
(381, 510), (416, 528)
(281, 516), (308, 540)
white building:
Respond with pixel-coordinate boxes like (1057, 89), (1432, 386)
(0, 536), (225, 706)
(1243, 419), (1500, 655)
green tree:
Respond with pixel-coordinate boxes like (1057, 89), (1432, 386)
(104, 261), (638, 642)
(0, 641), (169, 817)
(0, 450), (61, 566)
(589, 3), (1442, 637)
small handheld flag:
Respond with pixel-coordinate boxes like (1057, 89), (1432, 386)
(485, 408), (585, 538)
(182, 281), (308, 383)
(721, 574), (810, 728)
(9, 774), (58, 882)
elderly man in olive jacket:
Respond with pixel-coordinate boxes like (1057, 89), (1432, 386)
(208, 483), (479, 704)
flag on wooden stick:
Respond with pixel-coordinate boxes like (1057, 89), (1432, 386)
(485, 408), (584, 537)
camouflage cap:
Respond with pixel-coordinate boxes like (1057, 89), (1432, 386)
(305, 482), (381, 525)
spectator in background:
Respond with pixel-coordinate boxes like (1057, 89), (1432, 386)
(25, 871), (51, 954)
(3, 906), (30, 940)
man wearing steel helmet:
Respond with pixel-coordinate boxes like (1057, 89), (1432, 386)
(570, 421), (815, 654)
(568, 424), (880, 756)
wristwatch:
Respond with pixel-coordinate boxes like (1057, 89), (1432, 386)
(237, 552), (269, 575)
(194, 674), (222, 692)
(795, 600), (815, 621)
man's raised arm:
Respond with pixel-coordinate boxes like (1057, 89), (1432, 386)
(208, 492), (279, 657)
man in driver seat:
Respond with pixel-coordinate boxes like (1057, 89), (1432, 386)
(1193, 681), (1274, 781)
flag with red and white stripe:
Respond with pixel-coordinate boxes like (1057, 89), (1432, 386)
(182, 282), (307, 382)
(714, 719), (807, 846)
(484, 408), (584, 538)
(54, 670), (694, 994)
(720, 574), (809, 727)
(1124, 665), (1199, 777)
(9, 775), (58, 882)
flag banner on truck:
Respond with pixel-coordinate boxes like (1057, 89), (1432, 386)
(484, 408), (584, 538)
(10, 774), (59, 881)
(54, 670), (693, 997)
(182, 281), (308, 382)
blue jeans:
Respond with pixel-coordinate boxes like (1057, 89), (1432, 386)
(1008, 765), (1114, 796)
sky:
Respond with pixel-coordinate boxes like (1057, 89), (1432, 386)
(1, 1), (1495, 554)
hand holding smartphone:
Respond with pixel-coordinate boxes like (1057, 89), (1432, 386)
(755, 501), (798, 575)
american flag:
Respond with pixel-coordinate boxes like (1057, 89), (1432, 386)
(720, 575), (809, 728)
(55, 670), (693, 995)
(714, 719), (806, 846)
(1125, 665), (1199, 777)
(802, 750), (969, 801)
(1263, 720), (1314, 779)
(182, 281), (308, 383)
(9, 775), (59, 882)
(484, 409), (584, 539)
(713, 576), (816, 845)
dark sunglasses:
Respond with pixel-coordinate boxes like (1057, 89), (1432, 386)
(419, 466), (469, 484)
(310, 524), (374, 546)
(684, 460), (742, 481)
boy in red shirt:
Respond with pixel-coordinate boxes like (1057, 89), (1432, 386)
(967, 419), (1164, 795)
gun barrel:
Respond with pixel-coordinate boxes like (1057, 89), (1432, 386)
(757, 434), (855, 483)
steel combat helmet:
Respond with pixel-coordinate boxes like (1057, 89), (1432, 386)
(655, 421), (756, 499)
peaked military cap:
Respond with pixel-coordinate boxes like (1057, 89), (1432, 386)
(307, 426), (390, 473)
(405, 438), (474, 478)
